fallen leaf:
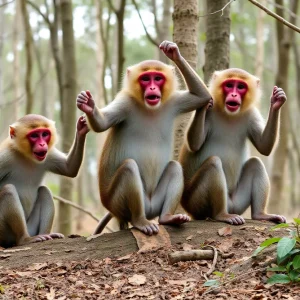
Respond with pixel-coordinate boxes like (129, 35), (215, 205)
(16, 271), (33, 277)
(218, 238), (233, 252)
(128, 274), (146, 286)
(254, 226), (267, 232)
(182, 243), (193, 251)
(27, 263), (48, 271)
(186, 235), (193, 241)
(46, 287), (55, 300)
(218, 226), (232, 236)
(117, 254), (132, 261)
(167, 280), (187, 286)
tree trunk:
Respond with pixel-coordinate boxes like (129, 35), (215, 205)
(172, 0), (199, 160)
(20, 0), (34, 114)
(12, 0), (21, 120)
(203, 0), (230, 83)
(269, 0), (299, 214)
(58, 0), (77, 235)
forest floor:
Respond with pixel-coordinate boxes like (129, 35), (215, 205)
(0, 220), (299, 299)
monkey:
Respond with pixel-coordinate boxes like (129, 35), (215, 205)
(0, 114), (89, 247)
(179, 68), (287, 225)
(77, 40), (212, 235)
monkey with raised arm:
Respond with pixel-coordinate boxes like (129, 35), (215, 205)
(77, 41), (212, 235)
(0, 114), (89, 247)
(179, 68), (286, 225)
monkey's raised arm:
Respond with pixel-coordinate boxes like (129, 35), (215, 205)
(248, 87), (286, 156)
(159, 41), (212, 114)
(77, 91), (128, 132)
(47, 116), (88, 177)
(187, 107), (210, 152)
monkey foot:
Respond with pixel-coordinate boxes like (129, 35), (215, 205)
(159, 213), (191, 225)
(215, 213), (245, 225)
(49, 232), (65, 239)
(131, 218), (159, 236)
(18, 234), (54, 245)
(252, 213), (286, 224)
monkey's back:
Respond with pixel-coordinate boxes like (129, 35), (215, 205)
(99, 105), (175, 198)
(180, 110), (251, 193)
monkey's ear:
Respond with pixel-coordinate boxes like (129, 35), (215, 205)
(126, 68), (131, 76)
(9, 126), (16, 139)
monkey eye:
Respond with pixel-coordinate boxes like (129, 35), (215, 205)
(42, 131), (50, 137)
(154, 76), (163, 81)
(30, 133), (39, 139)
(225, 82), (233, 88)
(140, 76), (150, 81)
(237, 83), (246, 89)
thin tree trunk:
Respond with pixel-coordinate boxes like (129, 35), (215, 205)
(58, 0), (77, 235)
(12, 0), (21, 120)
(172, 0), (199, 160)
(204, 0), (230, 83)
(76, 170), (84, 231)
(270, 0), (298, 214)
(20, 0), (34, 114)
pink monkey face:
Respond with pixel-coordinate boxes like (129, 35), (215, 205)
(222, 79), (248, 113)
(138, 71), (166, 107)
(27, 128), (51, 161)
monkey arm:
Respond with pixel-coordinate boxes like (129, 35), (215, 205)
(173, 57), (212, 113)
(187, 108), (209, 152)
(86, 98), (128, 132)
(248, 107), (280, 156)
(47, 133), (86, 178)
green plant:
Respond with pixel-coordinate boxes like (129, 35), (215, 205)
(253, 218), (300, 284)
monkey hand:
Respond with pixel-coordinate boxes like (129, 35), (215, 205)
(159, 40), (181, 62)
(76, 115), (90, 137)
(77, 90), (95, 115)
(270, 86), (286, 111)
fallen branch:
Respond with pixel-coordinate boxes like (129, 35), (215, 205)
(204, 246), (218, 277)
(168, 249), (214, 264)
(248, 0), (300, 34)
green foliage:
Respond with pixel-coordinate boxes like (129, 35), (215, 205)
(253, 218), (300, 285)
(203, 279), (220, 287)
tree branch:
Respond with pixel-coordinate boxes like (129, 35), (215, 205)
(248, 0), (300, 33)
(107, 0), (118, 15)
(0, 0), (14, 8)
(199, 0), (235, 17)
(131, 0), (159, 47)
(26, 0), (51, 26)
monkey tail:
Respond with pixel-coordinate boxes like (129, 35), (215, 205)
(93, 212), (113, 235)
(119, 220), (129, 230)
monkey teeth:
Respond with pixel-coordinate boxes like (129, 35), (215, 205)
(34, 151), (47, 161)
(145, 95), (161, 106)
(226, 101), (240, 112)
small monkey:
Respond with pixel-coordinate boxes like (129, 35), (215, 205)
(77, 41), (212, 235)
(179, 68), (286, 225)
(0, 114), (89, 247)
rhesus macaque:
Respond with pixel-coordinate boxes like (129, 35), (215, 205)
(0, 114), (89, 247)
(77, 41), (212, 235)
(179, 68), (287, 225)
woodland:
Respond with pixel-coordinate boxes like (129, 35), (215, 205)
(0, 0), (300, 299)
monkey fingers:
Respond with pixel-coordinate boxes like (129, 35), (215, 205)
(159, 213), (190, 225)
(252, 213), (286, 224)
(19, 234), (54, 245)
(49, 233), (64, 239)
(132, 218), (159, 236)
(214, 213), (245, 225)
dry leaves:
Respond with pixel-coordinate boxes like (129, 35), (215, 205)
(128, 274), (146, 286)
(218, 226), (232, 236)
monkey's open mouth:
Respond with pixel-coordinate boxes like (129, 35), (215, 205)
(145, 95), (161, 106)
(225, 100), (240, 112)
(34, 151), (47, 161)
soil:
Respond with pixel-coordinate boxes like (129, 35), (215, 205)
(0, 220), (299, 299)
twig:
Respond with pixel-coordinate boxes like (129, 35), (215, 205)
(248, 0), (300, 34)
(199, 0), (236, 17)
(131, 0), (159, 47)
(265, 0), (299, 20)
(26, 0), (51, 26)
(0, 0), (14, 8)
(168, 249), (214, 264)
(53, 195), (99, 222)
(204, 246), (218, 277)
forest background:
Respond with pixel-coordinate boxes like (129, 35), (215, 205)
(0, 0), (299, 236)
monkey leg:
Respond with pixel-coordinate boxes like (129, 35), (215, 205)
(27, 186), (64, 239)
(148, 161), (190, 225)
(182, 156), (244, 225)
(0, 184), (53, 247)
(104, 159), (159, 235)
(232, 157), (286, 223)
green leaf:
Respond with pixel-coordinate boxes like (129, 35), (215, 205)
(267, 266), (286, 272)
(293, 218), (300, 225)
(252, 246), (266, 257)
(293, 255), (300, 269)
(267, 274), (291, 284)
(203, 279), (220, 287)
(271, 223), (290, 230)
(277, 237), (296, 260)
(213, 271), (224, 277)
(288, 270), (300, 281)
(286, 261), (293, 272)
(260, 237), (281, 247)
